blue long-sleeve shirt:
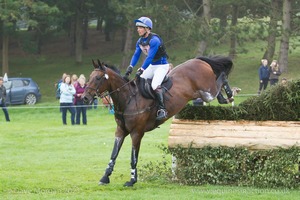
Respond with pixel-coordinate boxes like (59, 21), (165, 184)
(130, 34), (168, 70)
(258, 65), (270, 80)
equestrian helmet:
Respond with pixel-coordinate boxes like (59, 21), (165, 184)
(134, 17), (152, 29)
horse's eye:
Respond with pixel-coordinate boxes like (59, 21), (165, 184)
(96, 76), (101, 80)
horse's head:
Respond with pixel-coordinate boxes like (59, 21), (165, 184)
(82, 59), (110, 104)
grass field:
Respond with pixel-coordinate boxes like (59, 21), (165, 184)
(1, 37), (300, 199)
(1, 104), (300, 200)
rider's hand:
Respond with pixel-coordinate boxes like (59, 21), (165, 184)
(125, 65), (133, 76)
(136, 68), (144, 78)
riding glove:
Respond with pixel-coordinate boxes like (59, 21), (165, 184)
(125, 65), (133, 76)
(136, 68), (144, 77)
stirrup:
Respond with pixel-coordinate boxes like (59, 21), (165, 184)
(156, 109), (168, 120)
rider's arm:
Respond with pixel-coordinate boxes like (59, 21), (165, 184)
(130, 41), (142, 67)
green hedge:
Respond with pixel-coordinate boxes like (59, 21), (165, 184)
(168, 80), (300, 188)
(169, 145), (300, 189)
(176, 80), (300, 121)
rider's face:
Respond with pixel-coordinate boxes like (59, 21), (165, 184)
(136, 26), (149, 37)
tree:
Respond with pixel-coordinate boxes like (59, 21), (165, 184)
(54, 0), (93, 63)
(74, 0), (84, 64)
(263, 0), (281, 61)
(228, 4), (239, 59)
(197, 0), (211, 56)
(0, 0), (21, 75)
(278, 0), (291, 72)
(0, 0), (58, 74)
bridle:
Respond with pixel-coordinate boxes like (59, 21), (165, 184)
(85, 70), (107, 97)
(85, 66), (157, 117)
(85, 68), (135, 108)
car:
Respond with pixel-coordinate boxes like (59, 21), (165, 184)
(3, 77), (42, 105)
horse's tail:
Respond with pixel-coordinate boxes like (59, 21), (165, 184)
(197, 55), (233, 78)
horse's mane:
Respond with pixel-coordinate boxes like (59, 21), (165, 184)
(103, 63), (121, 74)
(197, 55), (233, 77)
(101, 62), (133, 83)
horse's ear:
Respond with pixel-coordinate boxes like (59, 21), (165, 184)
(92, 59), (97, 68)
(97, 59), (102, 67)
(97, 59), (106, 71)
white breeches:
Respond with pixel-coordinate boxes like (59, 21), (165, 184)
(140, 64), (170, 90)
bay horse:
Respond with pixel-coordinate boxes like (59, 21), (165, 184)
(82, 56), (233, 187)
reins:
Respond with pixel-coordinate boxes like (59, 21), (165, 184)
(99, 78), (136, 110)
(86, 68), (136, 111)
(86, 67), (156, 116)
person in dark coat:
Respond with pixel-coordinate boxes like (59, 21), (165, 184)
(269, 60), (282, 86)
(258, 59), (270, 95)
(0, 76), (10, 122)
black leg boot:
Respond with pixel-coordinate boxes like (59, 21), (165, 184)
(217, 93), (228, 104)
(154, 87), (168, 120)
(223, 81), (233, 99)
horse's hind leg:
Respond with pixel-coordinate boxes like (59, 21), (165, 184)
(216, 72), (233, 104)
(223, 79), (233, 99)
(99, 136), (125, 185)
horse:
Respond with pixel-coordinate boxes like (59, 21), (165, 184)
(82, 56), (233, 187)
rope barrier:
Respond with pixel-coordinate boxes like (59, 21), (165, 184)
(2, 94), (258, 110)
(235, 94), (258, 97)
(4, 104), (109, 110)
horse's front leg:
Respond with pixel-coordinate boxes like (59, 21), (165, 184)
(99, 134), (125, 185)
(124, 133), (143, 187)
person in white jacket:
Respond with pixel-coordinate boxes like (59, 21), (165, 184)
(60, 75), (76, 125)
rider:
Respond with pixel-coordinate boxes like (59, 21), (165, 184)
(124, 16), (169, 120)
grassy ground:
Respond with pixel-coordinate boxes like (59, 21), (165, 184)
(1, 105), (299, 200)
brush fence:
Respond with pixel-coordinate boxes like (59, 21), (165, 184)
(168, 119), (300, 150)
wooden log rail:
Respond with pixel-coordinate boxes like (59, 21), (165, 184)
(168, 119), (300, 150)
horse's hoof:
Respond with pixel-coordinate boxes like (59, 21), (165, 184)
(98, 181), (108, 185)
(124, 178), (136, 187)
(99, 176), (110, 185)
(227, 97), (234, 103)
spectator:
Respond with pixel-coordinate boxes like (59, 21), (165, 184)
(92, 98), (98, 109)
(0, 77), (10, 122)
(75, 76), (87, 125)
(78, 74), (86, 80)
(258, 59), (270, 95)
(269, 60), (282, 86)
(55, 73), (67, 99)
(60, 75), (76, 125)
(71, 74), (78, 87)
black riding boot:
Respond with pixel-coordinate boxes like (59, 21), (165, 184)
(154, 87), (167, 120)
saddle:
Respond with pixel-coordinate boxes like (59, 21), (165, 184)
(137, 76), (173, 99)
